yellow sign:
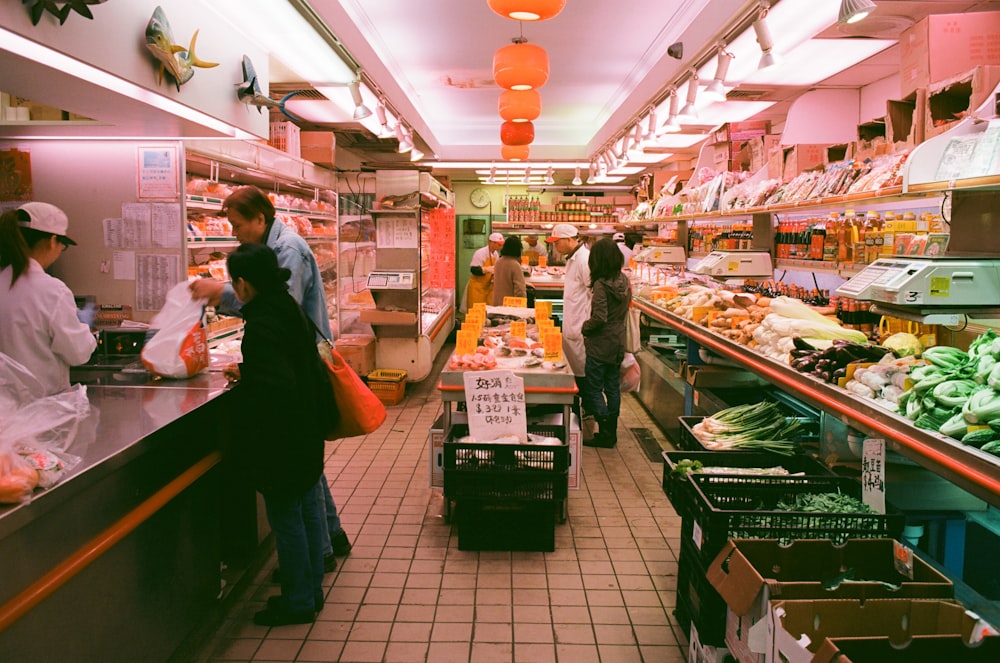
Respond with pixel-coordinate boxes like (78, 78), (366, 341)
(538, 317), (555, 332)
(461, 322), (479, 334)
(542, 330), (563, 361)
(521, 255), (530, 266)
(456, 330), (478, 356)
(472, 302), (486, 314)
(538, 255), (547, 267)
(465, 311), (485, 327)
(503, 296), (528, 307)
(510, 320), (526, 338)
(534, 300), (552, 320)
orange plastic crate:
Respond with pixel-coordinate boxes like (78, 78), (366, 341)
(367, 369), (407, 405)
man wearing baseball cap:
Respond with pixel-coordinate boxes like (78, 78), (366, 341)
(464, 232), (504, 311)
(613, 232), (632, 267)
(0, 202), (96, 396)
(547, 223), (597, 440)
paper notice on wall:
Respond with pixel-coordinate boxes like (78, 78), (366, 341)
(113, 251), (135, 280)
(375, 216), (418, 249)
(151, 202), (182, 248)
(463, 369), (527, 443)
(861, 438), (886, 514)
(135, 253), (181, 311)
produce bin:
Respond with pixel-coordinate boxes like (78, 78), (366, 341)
(444, 424), (568, 551)
(661, 449), (834, 520)
(678, 413), (818, 453)
(684, 474), (904, 568)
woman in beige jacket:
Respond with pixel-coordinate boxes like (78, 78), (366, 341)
(492, 236), (527, 306)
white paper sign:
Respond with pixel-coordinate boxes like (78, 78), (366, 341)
(462, 369), (527, 443)
(861, 437), (886, 514)
(113, 251), (135, 280)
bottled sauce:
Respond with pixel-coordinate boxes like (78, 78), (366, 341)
(863, 211), (880, 264)
(810, 217), (826, 261)
(839, 209), (858, 264)
(823, 213), (839, 262)
(880, 211), (895, 256)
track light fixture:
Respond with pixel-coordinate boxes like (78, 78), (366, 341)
(522, 166), (532, 185)
(409, 141), (425, 162)
(374, 100), (394, 138)
(642, 107), (657, 142)
(838, 0), (876, 25)
(586, 161), (597, 184)
(658, 88), (681, 134)
(395, 123), (412, 153)
(703, 45), (733, 103)
(572, 166), (582, 186)
(545, 166), (555, 185)
(486, 162), (497, 184)
(678, 71), (699, 121)
(753, 3), (779, 70)
(348, 78), (372, 120)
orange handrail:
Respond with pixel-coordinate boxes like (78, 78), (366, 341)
(0, 451), (222, 633)
(428, 308), (454, 342)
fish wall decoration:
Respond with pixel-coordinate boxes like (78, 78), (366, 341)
(236, 56), (307, 122)
(144, 6), (218, 91)
(22, 0), (108, 26)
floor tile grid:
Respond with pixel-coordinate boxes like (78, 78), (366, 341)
(194, 351), (688, 663)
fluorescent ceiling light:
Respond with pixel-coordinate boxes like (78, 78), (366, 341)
(685, 100), (775, 126)
(214, 1), (355, 84)
(624, 151), (671, 164)
(608, 165), (646, 175)
(743, 39), (894, 86)
(443, 161), (589, 170)
(839, 0), (877, 25)
(0, 26), (254, 139)
(646, 133), (711, 149)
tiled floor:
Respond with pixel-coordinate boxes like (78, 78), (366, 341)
(190, 350), (687, 662)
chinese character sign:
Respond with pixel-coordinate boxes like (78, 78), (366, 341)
(861, 438), (886, 514)
(463, 369), (527, 442)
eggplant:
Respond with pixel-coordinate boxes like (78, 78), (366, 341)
(832, 367), (848, 380)
(792, 337), (818, 351)
(790, 349), (816, 359)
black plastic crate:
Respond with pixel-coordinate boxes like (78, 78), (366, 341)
(678, 413), (819, 453)
(661, 450), (834, 520)
(456, 499), (556, 552)
(675, 535), (728, 648)
(443, 424), (569, 502)
(684, 474), (904, 567)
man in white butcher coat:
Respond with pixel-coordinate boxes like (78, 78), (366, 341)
(546, 223), (596, 440)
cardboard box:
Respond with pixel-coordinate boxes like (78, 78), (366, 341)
(359, 309), (417, 325)
(689, 623), (732, 663)
(900, 11), (1000, 98)
(300, 130), (336, 166)
(685, 364), (767, 389)
(782, 144), (828, 182)
(886, 91), (927, 147)
(335, 334), (376, 377)
(770, 599), (999, 663)
(924, 65), (1000, 140)
(706, 539), (954, 663)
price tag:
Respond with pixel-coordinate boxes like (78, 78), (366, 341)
(503, 296), (528, 307)
(542, 330), (562, 361)
(861, 438), (886, 514)
(538, 255), (547, 267)
(537, 318), (555, 333)
(455, 330), (477, 356)
(534, 300), (552, 320)
(521, 255), (530, 266)
(691, 520), (703, 550)
(893, 540), (914, 580)
(465, 312), (485, 330)
(510, 320), (526, 338)
(461, 322), (479, 334)
(463, 369), (527, 442)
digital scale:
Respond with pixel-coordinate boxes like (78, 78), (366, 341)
(633, 245), (687, 264)
(366, 270), (416, 290)
(691, 250), (774, 278)
(836, 258), (1000, 308)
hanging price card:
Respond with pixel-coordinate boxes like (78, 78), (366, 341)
(503, 296), (528, 307)
(455, 330), (478, 356)
(861, 438), (886, 514)
(465, 311), (484, 329)
(534, 300), (552, 320)
(463, 369), (527, 442)
(542, 330), (562, 361)
(472, 302), (486, 314)
(537, 317), (555, 332)
(538, 255), (547, 267)
(510, 320), (526, 338)
(461, 322), (479, 334)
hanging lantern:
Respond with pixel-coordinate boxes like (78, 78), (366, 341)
(501, 145), (530, 161)
(488, 0), (566, 21)
(501, 120), (534, 146)
(493, 39), (549, 91)
(499, 89), (541, 123)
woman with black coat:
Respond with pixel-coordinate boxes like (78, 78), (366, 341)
(223, 243), (334, 626)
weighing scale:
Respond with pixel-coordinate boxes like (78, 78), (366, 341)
(691, 250), (774, 278)
(836, 258), (1000, 308)
(633, 245), (687, 264)
(366, 270), (416, 290)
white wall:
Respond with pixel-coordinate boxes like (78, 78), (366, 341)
(780, 89), (860, 145)
(860, 74), (902, 124)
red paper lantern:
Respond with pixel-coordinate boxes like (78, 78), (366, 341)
(488, 0), (566, 21)
(493, 41), (549, 91)
(501, 145), (530, 161)
(501, 120), (534, 146)
(499, 89), (541, 123)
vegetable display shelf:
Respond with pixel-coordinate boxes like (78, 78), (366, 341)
(633, 297), (1000, 508)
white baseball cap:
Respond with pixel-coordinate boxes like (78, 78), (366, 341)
(613, 232), (625, 241)
(17, 202), (76, 245)
(488, 232), (504, 243)
(546, 223), (578, 243)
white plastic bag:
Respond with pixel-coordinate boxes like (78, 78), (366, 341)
(620, 352), (641, 393)
(141, 282), (209, 379)
(0, 353), (89, 503)
(625, 306), (642, 354)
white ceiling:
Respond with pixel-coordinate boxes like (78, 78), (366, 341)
(293, 0), (1000, 186)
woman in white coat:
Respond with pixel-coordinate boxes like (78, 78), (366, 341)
(0, 202), (96, 395)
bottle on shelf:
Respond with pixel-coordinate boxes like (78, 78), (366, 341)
(879, 211), (895, 257)
(863, 211), (881, 264)
(823, 212), (839, 262)
(810, 217), (826, 261)
(838, 209), (857, 264)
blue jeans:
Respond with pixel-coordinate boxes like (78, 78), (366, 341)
(320, 474), (343, 553)
(264, 478), (325, 612)
(584, 356), (621, 419)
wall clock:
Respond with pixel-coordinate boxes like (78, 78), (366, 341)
(469, 187), (491, 208)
